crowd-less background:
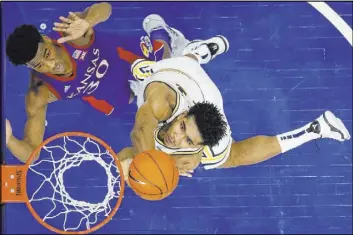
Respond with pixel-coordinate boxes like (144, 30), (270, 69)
(2, 2), (352, 234)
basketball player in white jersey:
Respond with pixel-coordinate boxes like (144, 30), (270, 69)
(119, 15), (351, 178)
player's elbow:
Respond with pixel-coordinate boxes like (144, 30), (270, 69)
(26, 144), (41, 164)
(22, 138), (42, 163)
(16, 145), (37, 164)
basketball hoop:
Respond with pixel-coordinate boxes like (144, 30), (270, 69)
(1, 132), (125, 234)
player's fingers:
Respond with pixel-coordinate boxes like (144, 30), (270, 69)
(59, 16), (73, 24)
(53, 22), (69, 28)
(125, 178), (131, 187)
(52, 27), (67, 32)
(69, 12), (79, 20)
(179, 171), (192, 178)
(57, 36), (73, 44)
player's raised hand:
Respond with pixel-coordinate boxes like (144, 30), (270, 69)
(120, 158), (133, 186)
(53, 12), (91, 44)
(179, 169), (194, 178)
(174, 154), (201, 178)
(6, 119), (13, 146)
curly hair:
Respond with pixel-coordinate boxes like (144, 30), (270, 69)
(6, 24), (43, 66)
(187, 101), (228, 147)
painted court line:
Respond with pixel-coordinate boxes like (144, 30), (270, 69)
(308, 1), (353, 47)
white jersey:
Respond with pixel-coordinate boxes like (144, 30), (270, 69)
(131, 56), (232, 170)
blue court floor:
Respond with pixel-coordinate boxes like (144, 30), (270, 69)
(2, 2), (352, 234)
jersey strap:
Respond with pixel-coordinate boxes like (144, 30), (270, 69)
(201, 136), (233, 170)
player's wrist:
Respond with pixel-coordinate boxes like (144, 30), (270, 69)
(6, 134), (15, 147)
(84, 18), (94, 29)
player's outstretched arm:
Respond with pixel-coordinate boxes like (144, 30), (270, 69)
(217, 137), (282, 168)
(217, 110), (351, 168)
(130, 83), (173, 154)
(83, 2), (112, 29)
(6, 78), (53, 163)
(54, 2), (112, 44)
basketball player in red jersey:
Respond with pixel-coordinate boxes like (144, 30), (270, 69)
(4, 3), (214, 163)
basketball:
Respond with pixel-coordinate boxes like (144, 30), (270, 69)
(128, 150), (179, 201)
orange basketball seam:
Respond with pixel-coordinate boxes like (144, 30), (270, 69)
(131, 187), (164, 196)
(145, 152), (169, 192)
(131, 160), (163, 195)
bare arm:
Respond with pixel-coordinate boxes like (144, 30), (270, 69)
(84, 2), (112, 28)
(70, 2), (112, 29)
(218, 136), (281, 168)
(130, 83), (173, 154)
(6, 78), (53, 163)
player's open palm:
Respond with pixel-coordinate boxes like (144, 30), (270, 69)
(6, 119), (12, 146)
(53, 12), (90, 44)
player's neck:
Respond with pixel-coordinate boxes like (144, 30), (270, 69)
(60, 47), (73, 76)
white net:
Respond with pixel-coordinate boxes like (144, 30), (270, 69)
(27, 135), (123, 232)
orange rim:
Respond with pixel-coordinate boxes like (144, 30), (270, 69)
(23, 132), (125, 234)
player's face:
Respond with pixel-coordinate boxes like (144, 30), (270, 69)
(27, 39), (67, 75)
(163, 113), (203, 149)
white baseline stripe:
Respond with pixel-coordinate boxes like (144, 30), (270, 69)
(308, 1), (353, 47)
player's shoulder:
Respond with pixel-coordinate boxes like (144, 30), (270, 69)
(201, 136), (233, 169)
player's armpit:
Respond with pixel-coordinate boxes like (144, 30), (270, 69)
(6, 84), (51, 163)
(130, 83), (172, 154)
(200, 135), (233, 170)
